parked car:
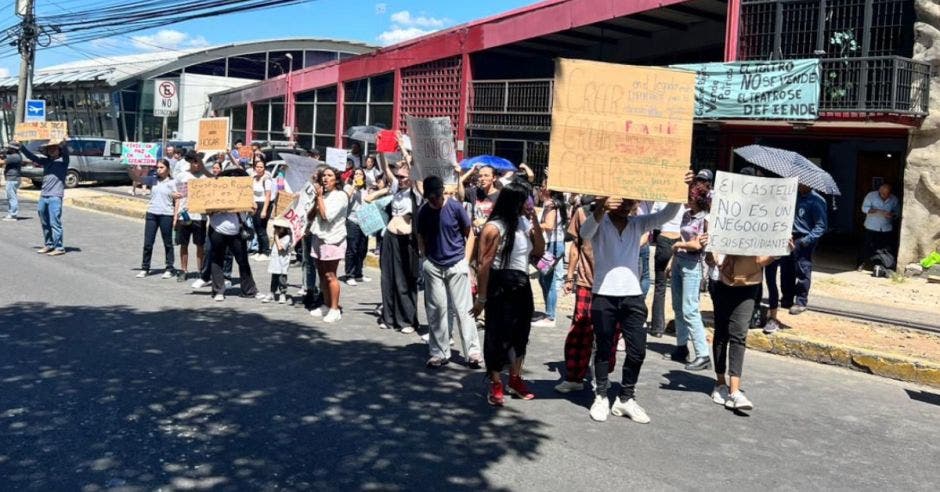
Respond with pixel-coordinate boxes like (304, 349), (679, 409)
(20, 137), (129, 189)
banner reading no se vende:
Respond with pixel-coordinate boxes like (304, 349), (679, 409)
(672, 59), (820, 120)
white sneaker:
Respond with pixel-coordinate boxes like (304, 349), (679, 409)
(310, 307), (324, 318)
(224, 280), (233, 289)
(711, 384), (730, 405)
(346, 278), (358, 286)
(254, 293), (267, 300)
(278, 295), (288, 304)
(214, 294), (225, 302)
(261, 294), (274, 303)
(725, 390), (754, 411)
(617, 338), (626, 352)
(191, 279), (208, 289)
(161, 270), (174, 279)
(400, 326), (416, 334)
(323, 309), (342, 323)
(531, 318), (555, 328)
(554, 381), (584, 393)
(420, 333), (430, 342)
(296, 288), (307, 296)
(255, 254), (269, 262)
(136, 270), (148, 278)
(590, 395), (610, 422)
(357, 276), (372, 283)
(611, 397), (651, 424)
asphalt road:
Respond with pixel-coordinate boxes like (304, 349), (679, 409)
(1, 198), (938, 491)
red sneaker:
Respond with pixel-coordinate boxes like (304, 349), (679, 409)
(508, 375), (535, 400)
(488, 380), (505, 406)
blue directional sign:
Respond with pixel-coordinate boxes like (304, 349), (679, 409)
(25, 99), (46, 122)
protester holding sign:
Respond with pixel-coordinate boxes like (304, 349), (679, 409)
(581, 171), (693, 424)
(308, 168), (349, 324)
(667, 181), (712, 371)
(251, 160), (274, 261)
(473, 177), (545, 405)
(15, 139), (70, 256)
(173, 152), (209, 282)
(137, 159), (180, 279)
(343, 168), (377, 285)
(207, 207), (262, 302)
(376, 158), (422, 334)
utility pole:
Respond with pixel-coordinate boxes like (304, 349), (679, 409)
(14, 0), (37, 126)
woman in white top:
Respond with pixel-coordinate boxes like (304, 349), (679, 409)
(343, 168), (382, 285)
(473, 178), (545, 406)
(251, 159), (273, 260)
(138, 159), (180, 278)
(308, 167), (349, 323)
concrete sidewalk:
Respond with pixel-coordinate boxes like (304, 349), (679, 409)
(12, 184), (940, 388)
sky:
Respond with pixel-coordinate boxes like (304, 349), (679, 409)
(0, 0), (538, 77)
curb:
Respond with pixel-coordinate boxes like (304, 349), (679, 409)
(19, 187), (940, 388)
(746, 330), (940, 388)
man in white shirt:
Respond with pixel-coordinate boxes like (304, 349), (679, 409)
(857, 183), (900, 271)
(580, 173), (691, 424)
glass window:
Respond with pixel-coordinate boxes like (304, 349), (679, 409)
(304, 50), (336, 68)
(76, 140), (106, 157)
(344, 104), (367, 129)
(296, 134), (313, 150)
(231, 105), (247, 129)
(296, 105), (314, 134)
(369, 105), (393, 128)
(110, 141), (121, 156)
(296, 90), (316, 103)
(270, 104), (285, 132)
(344, 79), (369, 103)
(252, 102), (269, 132)
(315, 104), (336, 134)
(226, 53), (267, 80)
(317, 86), (337, 103)
(370, 73), (395, 102)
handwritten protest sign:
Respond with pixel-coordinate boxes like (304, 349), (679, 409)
(546, 59), (695, 203)
(187, 177), (254, 214)
(407, 116), (458, 185)
(121, 142), (161, 166)
(325, 147), (348, 170)
(707, 171), (799, 256)
(672, 59), (820, 120)
(275, 191), (296, 216)
(279, 153), (321, 192)
(238, 145), (254, 159)
(281, 182), (316, 246)
(14, 121), (68, 141)
(358, 196), (393, 236)
(196, 117), (230, 152)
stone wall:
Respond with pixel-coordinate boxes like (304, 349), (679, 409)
(900, 0), (940, 266)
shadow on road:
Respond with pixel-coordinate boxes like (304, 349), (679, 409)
(0, 303), (548, 490)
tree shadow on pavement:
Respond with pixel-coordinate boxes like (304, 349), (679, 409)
(0, 303), (548, 490)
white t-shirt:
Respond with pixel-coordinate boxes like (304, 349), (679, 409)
(177, 171), (208, 221)
(209, 212), (241, 236)
(253, 173), (273, 202)
(363, 167), (382, 189)
(267, 234), (293, 274)
(491, 218), (533, 272)
(311, 189), (349, 244)
(650, 201), (686, 234)
(173, 159), (190, 177)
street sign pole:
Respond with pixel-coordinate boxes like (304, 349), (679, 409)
(161, 116), (168, 161)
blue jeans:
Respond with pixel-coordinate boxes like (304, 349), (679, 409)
(5, 179), (20, 217)
(537, 241), (566, 320)
(37, 196), (64, 251)
(639, 243), (651, 296)
(671, 255), (709, 359)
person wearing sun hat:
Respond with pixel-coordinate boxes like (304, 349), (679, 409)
(14, 138), (70, 256)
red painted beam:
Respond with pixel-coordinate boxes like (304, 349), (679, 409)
(456, 53), (472, 160)
(334, 81), (345, 148)
(724, 0), (740, 62)
(246, 102), (254, 142)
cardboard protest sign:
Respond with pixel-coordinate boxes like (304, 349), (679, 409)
(281, 182), (317, 246)
(707, 171), (799, 256)
(406, 116), (458, 185)
(14, 121), (68, 141)
(121, 142), (161, 166)
(325, 147), (348, 170)
(196, 117), (230, 152)
(546, 59), (695, 203)
(279, 153), (321, 192)
(238, 145), (254, 159)
(672, 59), (820, 120)
(187, 177), (254, 214)
(275, 191), (296, 216)
(357, 196), (393, 236)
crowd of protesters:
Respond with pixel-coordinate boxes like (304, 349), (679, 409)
(0, 130), (855, 421)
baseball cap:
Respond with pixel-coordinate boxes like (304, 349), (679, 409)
(694, 169), (714, 182)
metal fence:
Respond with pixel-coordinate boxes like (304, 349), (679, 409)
(469, 79), (553, 132)
(819, 56), (930, 114)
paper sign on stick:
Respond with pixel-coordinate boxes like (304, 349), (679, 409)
(325, 147), (348, 170)
(121, 142), (161, 166)
(281, 182), (317, 246)
(196, 117), (230, 152)
(14, 121), (68, 141)
(546, 59), (695, 203)
(406, 116), (458, 185)
(707, 171), (799, 256)
(275, 191), (296, 216)
(187, 177), (254, 213)
(279, 153), (321, 192)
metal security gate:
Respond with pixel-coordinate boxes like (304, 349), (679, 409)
(399, 56), (462, 133)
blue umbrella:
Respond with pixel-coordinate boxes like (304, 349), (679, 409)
(460, 155), (517, 172)
(734, 145), (841, 196)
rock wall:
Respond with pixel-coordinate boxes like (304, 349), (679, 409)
(900, 0), (940, 266)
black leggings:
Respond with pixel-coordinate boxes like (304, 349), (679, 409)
(483, 269), (534, 372)
(713, 282), (759, 378)
(209, 228), (257, 296)
(142, 212), (174, 271)
(253, 202), (270, 255)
